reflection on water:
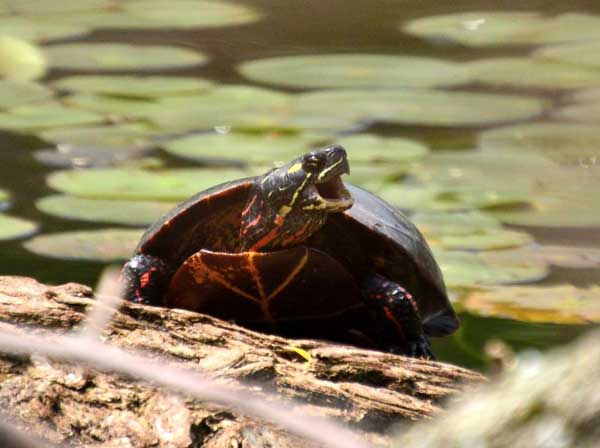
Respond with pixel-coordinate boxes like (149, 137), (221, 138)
(1, 0), (599, 368)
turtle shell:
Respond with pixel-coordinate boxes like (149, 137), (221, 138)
(136, 178), (458, 337)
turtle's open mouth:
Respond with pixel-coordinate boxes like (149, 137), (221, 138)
(307, 169), (353, 212)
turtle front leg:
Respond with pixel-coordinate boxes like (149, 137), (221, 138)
(120, 254), (171, 306)
(361, 274), (434, 359)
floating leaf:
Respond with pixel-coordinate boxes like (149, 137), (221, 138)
(0, 35), (47, 81)
(23, 228), (143, 262)
(36, 195), (176, 226)
(467, 57), (600, 90)
(64, 93), (163, 120)
(553, 102), (600, 125)
(34, 145), (155, 168)
(0, 16), (89, 42)
(0, 80), (52, 109)
(294, 89), (547, 127)
(345, 164), (410, 187)
(47, 167), (256, 201)
(461, 285), (600, 324)
(403, 12), (600, 47)
(162, 131), (326, 165)
(0, 214), (38, 241)
(52, 75), (213, 99)
(336, 134), (428, 164)
(42, 0), (261, 30)
(3, 0), (113, 15)
(479, 244), (600, 270)
(413, 211), (532, 250)
(38, 123), (155, 147)
(0, 189), (9, 204)
(45, 43), (208, 71)
(479, 122), (600, 164)
(239, 54), (471, 88)
(435, 249), (548, 289)
(0, 103), (104, 131)
(536, 40), (600, 69)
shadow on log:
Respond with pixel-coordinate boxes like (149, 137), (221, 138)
(0, 276), (482, 447)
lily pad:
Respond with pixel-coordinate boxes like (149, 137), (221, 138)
(3, 0), (113, 15)
(0, 103), (104, 131)
(147, 85), (295, 132)
(294, 89), (547, 127)
(536, 40), (600, 70)
(0, 214), (38, 240)
(553, 102), (600, 125)
(23, 228), (143, 262)
(345, 164), (410, 187)
(239, 54), (471, 89)
(0, 80), (52, 109)
(461, 285), (600, 324)
(467, 57), (600, 90)
(36, 195), (176, 226)
(38, 123), (155, 147)
(479, 122), (600, 164)
(435, 249), (548, 289)
(403, 12), (600, 47)
(0, 16), (89, 42)
(0, 35), (47, 81)
(479, 244), (600, 270)
(45, 43), (208, 72)
(412, 211), (532, 251)
(64, 93), (164, 120)
(52, 75), (213, 99)
(42, 0), (261, 30)
(47, 167), (256, 201)
(34, 144), (155, 168)
(162, 131), (326, 165)
(336, 134), (428, 164)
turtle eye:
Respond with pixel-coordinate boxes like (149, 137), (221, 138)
(302, 153), (326, 172)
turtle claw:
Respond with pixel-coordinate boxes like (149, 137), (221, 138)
(407, 336), (435, 360)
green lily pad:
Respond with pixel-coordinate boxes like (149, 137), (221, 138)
(294, 89), (547, 127)
(345, 164), (410, 187)
(38, 123), (155, 147)
(479, 122), (600, 164)
(52, 75), (213, 99)
(403, 12), (600, 47)
(0, 80), (52, 109)
(336, 134), (428, 164)
(45, 43), (208, 72)
(553, 102), (600, 125)
(239, 54), (471, 89)
(461, 284), (600, 324)
(479, 244), (600, 270)
(536, 40), (600, 69)
(435, 249), (548, 289)
(34, 145), (155, 168)
(3, 0), (113, 15)
(40, 0), (261, 30)
(162, 131), (326, 165)
(0, 103), (104, 131)
(467, 57), (600, 90)
(0, 35), (47, 81)
(0, 17), (89, 43)
(0, 189), (9, 203)
(64, 93), (164, 120)
(36, 195), (176, 226)
(0, 214), (38, 240)
(23, 228), (143, 262)
(147, 85), (295, 132)
(413, 210), (533, 250)
(47, 167), (256, 201)
(488, 185), (600, 228)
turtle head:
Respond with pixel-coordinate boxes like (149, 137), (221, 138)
(239, 145), (353, 252)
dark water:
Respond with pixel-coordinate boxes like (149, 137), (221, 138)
(1, 0), (599, 369)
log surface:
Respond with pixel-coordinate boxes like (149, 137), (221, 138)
(0, 276), (483, 447)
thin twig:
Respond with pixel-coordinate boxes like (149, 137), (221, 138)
(0, 329), (369, 448)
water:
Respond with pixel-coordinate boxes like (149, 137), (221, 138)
(1, 0), (599, 369)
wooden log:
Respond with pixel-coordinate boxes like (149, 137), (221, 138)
(0, 276), (483, 447)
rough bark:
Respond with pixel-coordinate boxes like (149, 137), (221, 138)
(0, 276), (482, 447)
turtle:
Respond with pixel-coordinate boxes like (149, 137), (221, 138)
(121, 146), (459, 358)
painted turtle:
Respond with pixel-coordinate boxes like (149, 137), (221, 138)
(121, 146), (459, 358)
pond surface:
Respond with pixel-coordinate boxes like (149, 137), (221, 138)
(1, 0), (599, 369)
